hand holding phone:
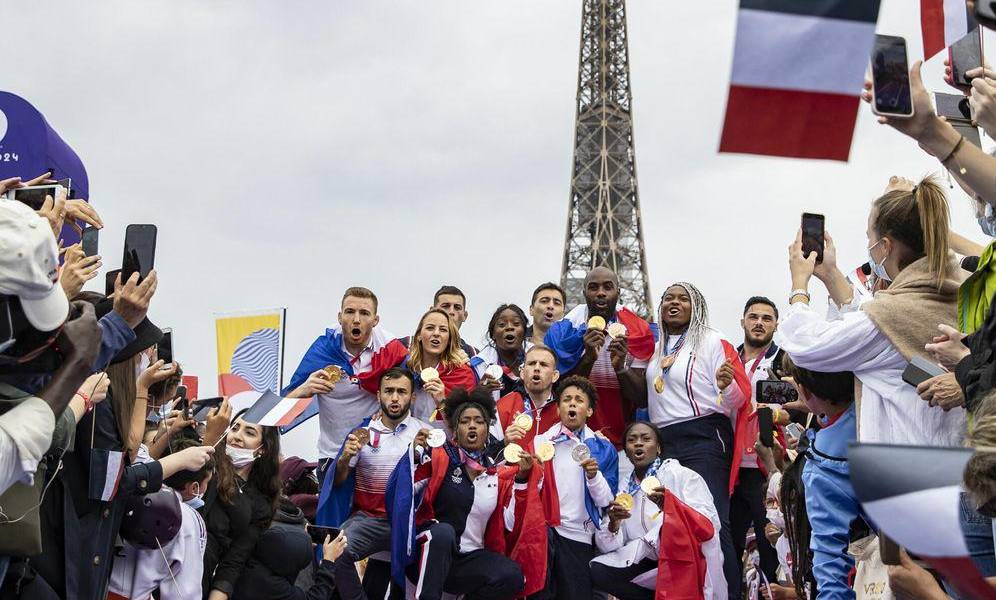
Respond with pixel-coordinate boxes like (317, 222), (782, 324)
(871, 35), (914, 118)
(801, 213), (825, 264)
(306, 525), (341, 545)
(81, 227), (99, 258)
(758, 407), (774, 448)
(948, 28), (983, 92)
(122, 224), (157, 284)
(756, 380), (800, 405)
(901, 356), (946, 387)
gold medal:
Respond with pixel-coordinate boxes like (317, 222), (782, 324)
(587, 316), (606, 331)
(420, 367), (440, 382)
(322, 365), (345, 383)
(351, 428), (370, 446)
(514, 413), (533, 430)
(640, 475), (661, 496)
(615, 492), (634, 511)
(536, 441), (555, 462)
(653, 376), (665, 394)
(503, 443), (524, 464)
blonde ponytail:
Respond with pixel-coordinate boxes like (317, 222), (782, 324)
(913, 176), (950, 287)
(872, 174), (950, 288)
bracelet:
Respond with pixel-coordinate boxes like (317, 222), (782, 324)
(76, 391), (94, 412)
(939, 135), (964, 165)
(789, 289), (810, 301)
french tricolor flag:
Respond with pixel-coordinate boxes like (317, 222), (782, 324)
(851, 443), (996, 600)
(921, 0), (977, 59)
(235, 390), (314, 427)
(719, 0), (881, 161)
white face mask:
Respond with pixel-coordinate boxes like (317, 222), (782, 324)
(867, 239), (892, 283)
(225, 444), (258, 469)
(766, 507), (786, 530)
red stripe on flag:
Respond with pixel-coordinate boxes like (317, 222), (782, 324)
(719, 85), (859, 161)
(275, 397), (315, 427)
(928, 556), (996, 600)
(921, 0), (947, 59)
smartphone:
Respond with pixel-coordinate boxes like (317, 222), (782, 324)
(306, 525), (341, 545)
(902, 356), (946, 387)
(880, 534), (902, 566)
(81, 226), (99, 258)
(949, 28), (983, 92)
(952, 121), (983, 148)
(801, 213), (825, 264)
(121, 224), (157, 283)
(785, 422), (806, 442)
(758, 406), (774, 448)
(978, 1), (996, 29)
(934, 92), (972, 123)
(8, 183), (66, 211)
(158, 329), (173, 364)
(175, 384), (188, 418)
(105, 269), (121, 296)
(756, 380), (799, 405)
(871, 35), (914, 118)
(190, 397), (224, 421)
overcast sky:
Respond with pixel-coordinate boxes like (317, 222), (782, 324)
(3, 1), (990, 458)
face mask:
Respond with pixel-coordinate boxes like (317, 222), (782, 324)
(184, 483), (204, 509)
(867, 239), (892, 283)
(979, 204), (996, 237)
(766, 507), (786, 530)
(225, 444), (258, 468)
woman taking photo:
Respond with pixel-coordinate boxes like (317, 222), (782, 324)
(387, 387), (546, 599)
(471, 303), (530, 399)
(591, 421), (725, 600)
(201, 407), (281, 600)
(776, 175), (966, 447)
(403, 308), (476, 423)
(641, 281), (750, 599)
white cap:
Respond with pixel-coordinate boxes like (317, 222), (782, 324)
(0, 200), (69, 331)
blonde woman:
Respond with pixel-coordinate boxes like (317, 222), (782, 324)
(404, 308), (476, 422)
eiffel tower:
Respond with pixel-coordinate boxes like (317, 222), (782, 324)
(560, 0), (653, 318)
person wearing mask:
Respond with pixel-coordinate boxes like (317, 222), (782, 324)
(527, 283), (566, 348)
(387, 386), (546, 600)
(471, 303), (530, 400)
(107, 437), (213, 600)
(777, 175), (966, 447)
(733, 296), (783, 586)
(533, 375), (618, 600)
(591, 421), (725, 600)
(283, 287), (406, 469)
(641, 282), (750, 599)
(319, 368), (432, 600)
(232, 496), (361, 600)
(545, 267), (656, 447)
(202, 412), (281, 600)
(497, 345), (561, 447)
(394, 309), (476, 423)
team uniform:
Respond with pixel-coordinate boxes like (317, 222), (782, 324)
(494, 390), (559, 446)
(533, 422), (618, 600)
(106, 491), (207, 600)
(591, 458), (726, 600)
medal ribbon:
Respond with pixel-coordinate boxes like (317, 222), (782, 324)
(659, 332), (687, 376)
(627, 456), (662, 495)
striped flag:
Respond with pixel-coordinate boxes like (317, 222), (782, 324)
(234, 390), (314, 427)
(850, 443), (996, 600)
(88, 448), (125, 502)
(719, 0), (882, 161)
(921, 0), (977, 59)
(215, 308), (286, 396)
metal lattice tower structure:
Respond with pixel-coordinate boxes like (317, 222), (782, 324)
(560, 0), (653, 318)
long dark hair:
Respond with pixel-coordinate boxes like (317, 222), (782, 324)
(780, 454), (816, 598)
(216, 409), (282, 521)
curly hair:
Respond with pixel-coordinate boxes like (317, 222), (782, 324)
(442, 386), (495, 431)
(555, 374), (599, 410)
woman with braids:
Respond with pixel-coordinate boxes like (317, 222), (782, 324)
(471, 303), (531, 400)
(386, 387), (547, 600)
(641, 281), (751, 598)
(778, 175), (966, 447)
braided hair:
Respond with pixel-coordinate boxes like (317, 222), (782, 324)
(658, 281), (711, 353)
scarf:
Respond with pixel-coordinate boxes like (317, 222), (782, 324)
(862, 254), (964, 360)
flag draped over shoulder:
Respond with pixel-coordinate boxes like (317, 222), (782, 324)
(719, 0), (882, 161)
(724, 339), (754, 494)
(314, 418), (372, 528)
(544, 305), (655, 374)
(655, 489), (716, 600)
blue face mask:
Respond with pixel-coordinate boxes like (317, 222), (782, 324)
(867, 239), (892, 283)
(184, 483), (204, 510)
(979, 204), (996, 237)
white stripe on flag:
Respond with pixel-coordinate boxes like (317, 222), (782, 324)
(258, 397), (299, 426)
(944, 0), (968, 47)
(862, 485), (967, 557)
(730, 9), (877, 96)
(102, 450), (124, 501)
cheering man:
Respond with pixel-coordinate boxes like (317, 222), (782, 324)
(544, 267), (655, 446)
(497, 345), (561, 446)
(528, 282), (567, 347)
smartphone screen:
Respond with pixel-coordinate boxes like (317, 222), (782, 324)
(122, 224), (157, 283)
(158, 329), (173, 364)
(758, 407), (774, 448)
(81, 227), (99, 258)
(105, 269), (121, 296)
(801, 213), (824, 264)
(934, 92), (972, 122)
(10, 184), (62, 211)
(949, 28), (982, 90)
(191, 397), (224, 421)
(306, 525), (341, 545)
(756, 380), (799, 405)
(872, 35), (913, 117)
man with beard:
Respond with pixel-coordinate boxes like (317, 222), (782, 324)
(527, 282), (566, 348)
(324, 368), (433, 598)
(544, 267), (656, 447)
(732, 296), (782, 587)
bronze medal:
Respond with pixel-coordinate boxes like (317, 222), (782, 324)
(351, 428), (370, 446)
